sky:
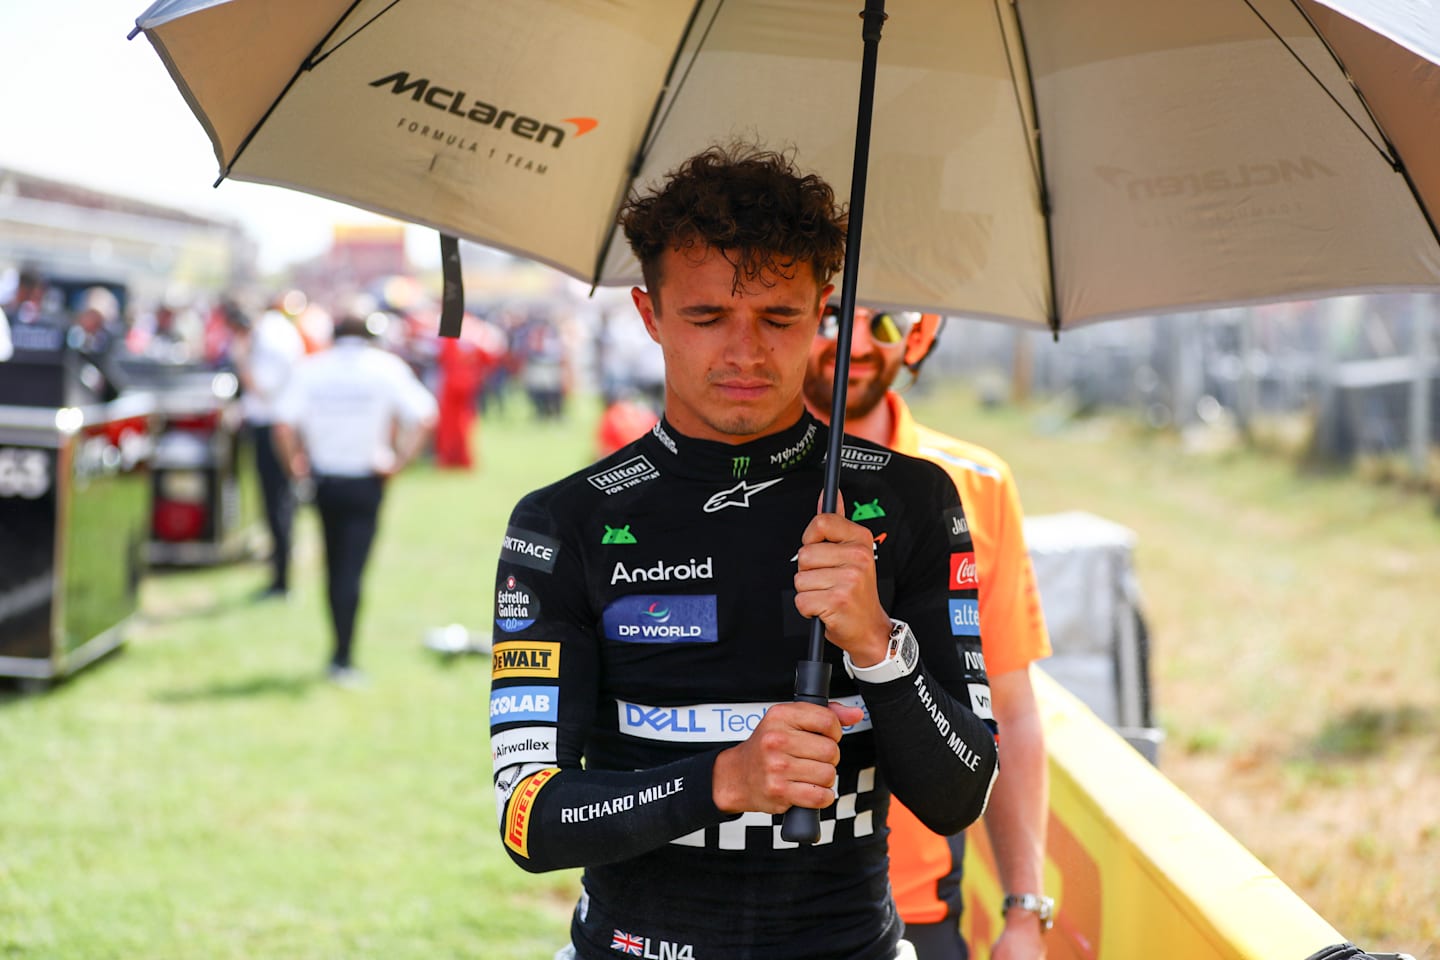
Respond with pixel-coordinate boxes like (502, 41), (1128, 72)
(0, 1), (427, 273)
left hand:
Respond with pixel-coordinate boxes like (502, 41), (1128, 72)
(992, 913), (1047, 960)
(792, 510), (892, 666)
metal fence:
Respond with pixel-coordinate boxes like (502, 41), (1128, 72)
(925, 294), (1439, 478)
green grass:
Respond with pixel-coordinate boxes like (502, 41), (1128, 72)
(2, 384), (1437, 959)
(0, 399), (599, 959)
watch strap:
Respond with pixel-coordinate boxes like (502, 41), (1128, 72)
(842, 619), (919, 683)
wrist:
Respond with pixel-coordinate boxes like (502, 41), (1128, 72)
(1001, 893), (1054, 931)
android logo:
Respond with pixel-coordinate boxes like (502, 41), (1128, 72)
(851, 499), (886, 521)
(602, 524), (637, 545)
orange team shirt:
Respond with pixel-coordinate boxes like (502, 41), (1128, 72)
(882, 392), (1052, 924)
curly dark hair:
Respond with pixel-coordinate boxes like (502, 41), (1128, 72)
(619, 143), (847, 299)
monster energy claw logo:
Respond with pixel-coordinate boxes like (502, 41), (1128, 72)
(732, 456), (750, 478)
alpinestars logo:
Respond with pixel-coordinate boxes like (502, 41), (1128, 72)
(703, 477), (784, 513)
(370, 72), (597, 148)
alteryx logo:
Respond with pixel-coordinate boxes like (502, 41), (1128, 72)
(949, 599), (981, 637)
(602, 595), (718, 643)
(369, 72), (596, 148)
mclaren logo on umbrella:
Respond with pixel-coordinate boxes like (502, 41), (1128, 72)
(369, 71), (597, 148)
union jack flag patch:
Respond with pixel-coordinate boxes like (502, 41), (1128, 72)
(610, 929), (644, 955)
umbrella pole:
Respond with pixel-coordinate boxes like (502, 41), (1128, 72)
(781, 0), (889, 846)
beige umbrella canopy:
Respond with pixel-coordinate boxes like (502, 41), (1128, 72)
(132, 0), (1440, 332)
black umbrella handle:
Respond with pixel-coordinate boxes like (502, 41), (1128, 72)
(780, 0), (889, 847)
(778, 659), (833, 844)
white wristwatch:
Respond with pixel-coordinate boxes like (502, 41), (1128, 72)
(1002, 893), (1055, 931)
(842, 619), (919, 683)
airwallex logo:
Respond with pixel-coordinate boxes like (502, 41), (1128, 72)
(602, 595), (718, 644)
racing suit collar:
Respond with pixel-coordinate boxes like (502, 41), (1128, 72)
(648, 412), (826, 481)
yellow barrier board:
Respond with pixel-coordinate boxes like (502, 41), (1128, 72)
(959, 669), (1346, 960)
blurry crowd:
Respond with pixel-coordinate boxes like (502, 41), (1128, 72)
(1, 263), (667, 464)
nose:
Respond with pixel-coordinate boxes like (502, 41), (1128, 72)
(724, 315), (770, 366)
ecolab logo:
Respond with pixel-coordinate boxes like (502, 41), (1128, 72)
(370, 72), (596, 148)
(610, 556), (713, 585)
(950, 552), (979, 591)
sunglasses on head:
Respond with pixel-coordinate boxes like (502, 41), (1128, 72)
(820, 304), (919, 346)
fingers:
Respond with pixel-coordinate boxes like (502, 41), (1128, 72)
(793, 510), (890, 657)
(712, 702), (848, 814)
(829, 702), (866, 728)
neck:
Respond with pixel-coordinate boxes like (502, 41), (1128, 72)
(805, 392), (894, 446)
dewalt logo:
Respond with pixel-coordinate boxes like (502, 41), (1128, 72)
(492, 641), (560, 680)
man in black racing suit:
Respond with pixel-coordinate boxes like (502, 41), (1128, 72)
(490, 145), (998, 960)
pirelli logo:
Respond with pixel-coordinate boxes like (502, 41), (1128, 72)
(504, 767), (558, 858)
(492, 641), (560, 679)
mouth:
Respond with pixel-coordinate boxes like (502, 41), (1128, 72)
(713, 379), (773, 401)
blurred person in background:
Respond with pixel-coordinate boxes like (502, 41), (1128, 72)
(68, 286), (127, 400)
(804, 303), (1053, 960)
(2, 267), (50, 328)
(272, 312), (436, 687)
(516, 310), (569, 420)
(433, 317), (488, 469)
(593, 389), (659, 458)
(226, 296), (306, 601)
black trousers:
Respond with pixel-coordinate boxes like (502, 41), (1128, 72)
(251, 423), (294, 591)
(313, 475), (384, 668)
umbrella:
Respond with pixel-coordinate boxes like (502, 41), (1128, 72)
(131, 0), (1440, 333)
(132, 0), (1440, 854)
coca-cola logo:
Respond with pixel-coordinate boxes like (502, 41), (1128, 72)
(950, 552), (979, 590)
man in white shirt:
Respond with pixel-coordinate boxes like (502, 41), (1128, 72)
(272, 315), (437, 685)
(229, 303), (306, 599)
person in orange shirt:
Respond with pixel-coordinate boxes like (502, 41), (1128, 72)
(804, 304), (1053, 960)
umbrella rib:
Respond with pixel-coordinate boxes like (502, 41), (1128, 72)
(1243, 0), (1394, 168)
(1273, 0), (1440, 250)
(991, 0), (1045, 205)
(637, 0), (729, 167)
(307, 0), (407, 69)
(589, 0), (714, 287)
(218, 0), (369, 184)
(999, 0), (1062, 337)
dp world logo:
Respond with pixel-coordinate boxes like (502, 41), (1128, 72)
(602, 595), (718, 644)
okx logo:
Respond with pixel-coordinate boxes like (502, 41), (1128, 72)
(602, 524), (636, 545)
